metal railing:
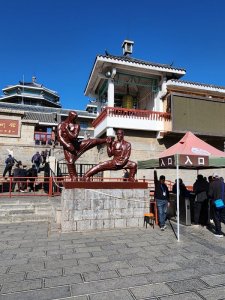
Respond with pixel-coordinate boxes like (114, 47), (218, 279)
(58, 162), (103, 178)
(92, 107), (171, 127)
(0, 176), (63, 198)
(0, 176), (175, 198)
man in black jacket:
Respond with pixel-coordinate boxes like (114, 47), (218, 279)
(193, 174), (209, 227)
(154, 170), (170, 231)
(3, 154), (15, 178)
(208, 173), (225, 237)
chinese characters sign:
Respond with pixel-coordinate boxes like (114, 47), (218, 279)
(0, 119), (20, 137)
(159, 155), (209, 167)
(179, 155), (209, 167)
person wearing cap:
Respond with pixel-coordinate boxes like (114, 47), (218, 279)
(154, 170), (170, 231)
(208, 173), (225, 238)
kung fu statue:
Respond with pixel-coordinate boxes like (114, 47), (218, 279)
(57, 111), (137, 181)
(83, 129), (137, 182)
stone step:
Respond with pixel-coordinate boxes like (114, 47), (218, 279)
(34, 207), (52, 215)
(0, 204), (34, 210)
(0, 214), (50, 223)
(0, 208), (35, 216)
(8, 209), (35, 215)
(0, 199), (51, 205)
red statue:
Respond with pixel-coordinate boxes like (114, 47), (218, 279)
(83, 129), (137, 181)
(57, 111), (108, 180)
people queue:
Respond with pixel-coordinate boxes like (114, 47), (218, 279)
(2, 150), (49, 192)
(154, 171), (225, 237)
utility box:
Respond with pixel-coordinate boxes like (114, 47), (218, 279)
(169, 193), (191, 226)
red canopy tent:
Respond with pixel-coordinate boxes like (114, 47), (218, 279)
(160, 131), (225, 160)
(138, 131), (225, 241)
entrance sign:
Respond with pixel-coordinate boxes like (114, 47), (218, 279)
(179, 155), (209, 167)
(159, 156), (175, 167)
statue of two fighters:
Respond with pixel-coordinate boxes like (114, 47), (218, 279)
(57, 111), (137, 181)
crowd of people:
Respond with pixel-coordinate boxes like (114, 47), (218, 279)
(154, 171), (225, 237)
(2, 150), (49, 192)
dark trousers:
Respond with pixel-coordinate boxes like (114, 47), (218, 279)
(29, 180), (35, 191)
(194, 200), (208, 225)
(3, 165), (12, 177)
(213, 206), (225, 234)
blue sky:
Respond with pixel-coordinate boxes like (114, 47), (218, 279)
(1, 0), (225, 110)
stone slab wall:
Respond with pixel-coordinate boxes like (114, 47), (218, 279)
(61, 188), (149, 232)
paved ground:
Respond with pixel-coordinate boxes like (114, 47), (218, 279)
(0, 218), (225, 299)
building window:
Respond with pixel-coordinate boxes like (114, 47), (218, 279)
(79, 121), (88, 129)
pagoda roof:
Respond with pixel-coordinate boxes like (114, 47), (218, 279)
(3, 81), (59, 97)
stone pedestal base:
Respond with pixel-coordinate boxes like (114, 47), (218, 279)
(61, 183), (149, 232)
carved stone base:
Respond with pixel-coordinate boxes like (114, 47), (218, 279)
(61, 184), (149, 232)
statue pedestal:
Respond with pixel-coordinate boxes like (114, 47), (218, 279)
(61, 182), (149, 232)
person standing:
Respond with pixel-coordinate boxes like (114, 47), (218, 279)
(31, 151), (42, 172)
(154, 170), (170, 231)
(3, 154), (15, 178)
(193, 174), (209, 227)
(172, 178), (188, 219)
(208, 173), (225, 237)
(27, 164), (38, 192)
(41, 150), (48, 165)
(11, 163), (22, 192)
(19, 165), (28, 192)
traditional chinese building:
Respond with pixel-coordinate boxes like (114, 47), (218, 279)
(0, 78), (97, 173)
(85, 40), (225, 180)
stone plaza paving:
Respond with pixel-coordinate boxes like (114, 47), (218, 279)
(0, 219), (225, 299)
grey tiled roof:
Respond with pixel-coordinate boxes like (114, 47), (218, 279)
(168, 79), (225, 91)
(23, 112), (58, 123)
(0, 102), (97, 122)
(97, 54), (186, 72)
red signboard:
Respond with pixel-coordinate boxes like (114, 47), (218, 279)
(179, 154), (209, 167)
(0, 119), (20, 136)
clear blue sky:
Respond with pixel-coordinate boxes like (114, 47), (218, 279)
(1, 0), (225, 110)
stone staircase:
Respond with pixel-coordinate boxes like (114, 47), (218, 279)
(0, 197), (54, 223)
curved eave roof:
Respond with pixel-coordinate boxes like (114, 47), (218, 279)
(0, 102), (97, 119)
(167, 79), (225, 94)
(85, 55), (186, 96)
(3, 84), (59, 98)
(0, 94), (61, 108)
(98, 55), (186, 73)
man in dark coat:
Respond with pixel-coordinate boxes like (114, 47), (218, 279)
(27, 164), (38, 192)
(208, 173), (225, 237)
(193, 174), (209, 227)
(31, 151), (42, 172)
(3, 154), (15, 178)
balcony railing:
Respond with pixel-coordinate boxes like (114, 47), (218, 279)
(92, 107), (171, 127)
